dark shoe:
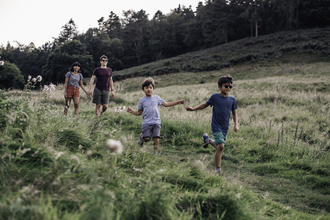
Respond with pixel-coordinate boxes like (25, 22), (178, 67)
(138, 133), (144, 147)
(203, 133), (210, 148)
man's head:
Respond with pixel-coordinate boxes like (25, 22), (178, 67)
(141, 77), (155, 97)
(100, 55), (108, 66)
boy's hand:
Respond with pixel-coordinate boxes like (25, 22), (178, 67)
(127, 107), (133, 113)
(234, 124), (239, 132)
(186, 106), (194, 111)
(179, 100), (185, 104)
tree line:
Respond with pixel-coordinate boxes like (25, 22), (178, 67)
(0, 0), (329, 89)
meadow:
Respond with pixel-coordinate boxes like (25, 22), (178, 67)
(0, 58), (329, 219)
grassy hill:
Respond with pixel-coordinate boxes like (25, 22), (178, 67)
(112, 26), (330, 81)
(1, 28), (330, 219)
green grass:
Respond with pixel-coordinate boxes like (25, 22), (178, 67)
(1, 57), (330, 219)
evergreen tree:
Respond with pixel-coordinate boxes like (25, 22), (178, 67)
(42, 40), (93, 84)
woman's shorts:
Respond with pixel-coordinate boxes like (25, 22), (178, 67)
(213, 132), (227, 146)
(93, 87), (109, 105)
(142, 124), (161, 139)
(67, 86), (80, 98)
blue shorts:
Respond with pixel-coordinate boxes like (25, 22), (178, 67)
(142, 124), (161, 139)
(212, 132), (227, 146)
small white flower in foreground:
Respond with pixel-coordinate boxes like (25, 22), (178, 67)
(0, 61), (4, 65)
(49, 83), (56, 91)
(114, 106), (126, 114)
(32, 78), (36, 82)
(36, 75), (42, 82)
(43, 85), (49, 91)
(105, 139), (123, 154)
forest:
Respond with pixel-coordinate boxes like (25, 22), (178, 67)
(0, 0), (329, 89)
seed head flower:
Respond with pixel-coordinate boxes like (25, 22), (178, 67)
(0, 61), (4, 65)
(106, 139), (123, 154)
(32, 78), (36, 82)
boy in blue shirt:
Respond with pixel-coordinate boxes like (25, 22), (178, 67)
(127, 77), (185, 155)
(186, 74), (238, 174)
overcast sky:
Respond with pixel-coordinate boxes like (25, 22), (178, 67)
(0, 0), (200, 48)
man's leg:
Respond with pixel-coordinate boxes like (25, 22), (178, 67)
(95, 104), (102, 117)
(101, 104), (108, 115)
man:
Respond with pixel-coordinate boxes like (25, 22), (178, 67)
(88, 55), (115, 117)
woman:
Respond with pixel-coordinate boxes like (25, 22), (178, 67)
(64, 62), (88, 116)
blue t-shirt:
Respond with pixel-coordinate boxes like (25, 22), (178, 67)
(138, 95), (164, 127)
(206, 93), (237, 135)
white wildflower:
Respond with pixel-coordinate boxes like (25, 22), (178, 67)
(31, 78), (36, 82)
(36, 75), (42, 82)
(43, 85), (49, 92)
(105, 139), (123, 154)
(0, 61), (4, 65)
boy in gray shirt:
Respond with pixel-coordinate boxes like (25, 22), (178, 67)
(127, 77), (185, 155)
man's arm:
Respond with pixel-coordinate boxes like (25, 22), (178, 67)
(88, 75), (96, 95)
(186, 102), (209, 111)
(162, 99), (185, 107)
(109, 76), (114, 98)
(232, 109), (239, 132)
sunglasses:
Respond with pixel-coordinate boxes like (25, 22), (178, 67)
(101, 59), (108, 62)
(222, 85), (233, 89)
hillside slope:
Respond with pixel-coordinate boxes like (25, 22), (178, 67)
(113, 27), (330, 81)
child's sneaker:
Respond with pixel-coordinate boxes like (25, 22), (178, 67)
(203, 133), (210, 148)
(153, 151), (158, 155)
(137, 133), (144, 147)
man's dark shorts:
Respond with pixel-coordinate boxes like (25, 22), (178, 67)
(93, 87), (109, 105)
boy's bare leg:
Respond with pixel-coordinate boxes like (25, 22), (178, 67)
(215, 143), (224, 168)
(153, 137), (159, 153)
(209, 139), (217, 149)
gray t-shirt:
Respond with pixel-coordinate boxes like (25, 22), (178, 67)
(138, 95), (164, 127)
(65, 72), (83, 88)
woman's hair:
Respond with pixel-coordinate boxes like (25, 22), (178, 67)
(218, 74), (233, 87)
(142, 77), (155, 89)
(100, 55), (108, 61)
(69, 62), (81, 72)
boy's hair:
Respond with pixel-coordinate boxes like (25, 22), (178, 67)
(142, 77), (155, 89)
(218, 74), (233, 87)
(99, 55), (108, 61)
(69, 62), (81, 73)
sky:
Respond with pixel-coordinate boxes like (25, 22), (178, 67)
(0, 0), (200, 48)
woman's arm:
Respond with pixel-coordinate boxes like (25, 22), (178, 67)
(162, 99), (185, 107)
(186, 102), (209, 111)
(64, 77), (69, 97)
(79, 80), (88, 95)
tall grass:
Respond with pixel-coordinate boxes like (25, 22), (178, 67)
(0, 60), (329, 219)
